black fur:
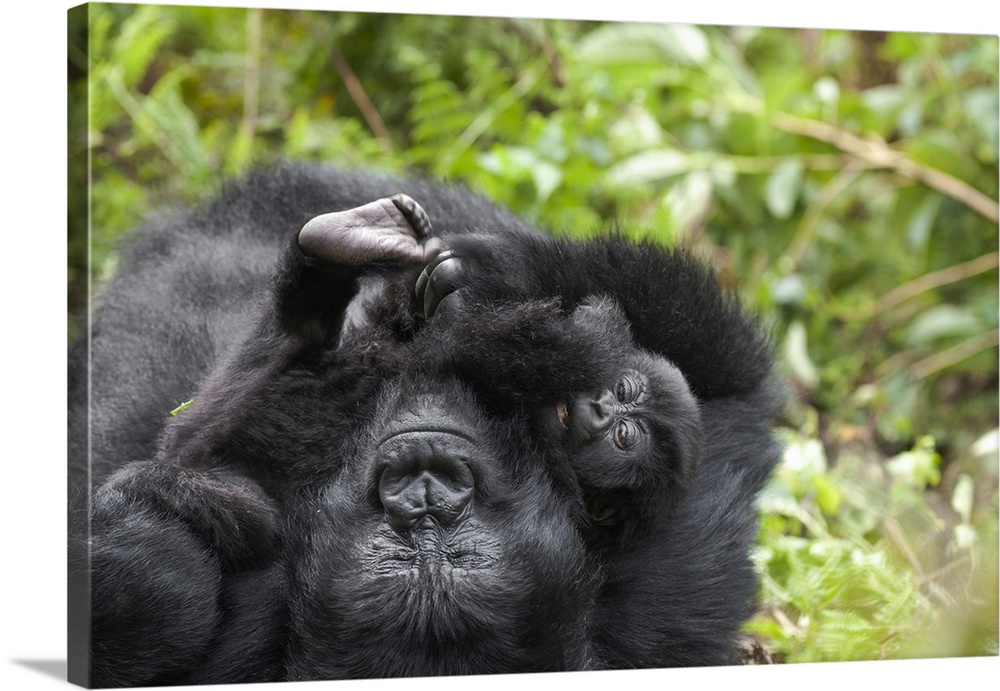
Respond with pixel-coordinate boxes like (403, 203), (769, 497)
(68, 162), (782, 686)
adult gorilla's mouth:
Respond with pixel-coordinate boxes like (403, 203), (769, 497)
(366, 518), (500, 576)
(366, 428), (501, 576)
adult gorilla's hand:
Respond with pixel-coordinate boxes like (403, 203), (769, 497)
(299, 194), (440, 265)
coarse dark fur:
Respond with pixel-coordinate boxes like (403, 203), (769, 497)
(68, 162), (783, 687)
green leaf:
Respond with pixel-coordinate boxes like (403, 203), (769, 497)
(765, 158), (803, 219)
(962, 87), (1000, 159)
(905, 305), (984, 347)
(905, 192), (942, 252)
(813, 475), (843, 516)
(784, 321), (819, 388)
(886, 436), (941, 489)
(576, 23), (709, 66)
(771, 274), (807, 306)
(905, 129), (975, 181)
(604, 149), (689, 187)
(951, 473), (975, 523)
(661, 171), (714, 231)
(143, 81), (208, 175)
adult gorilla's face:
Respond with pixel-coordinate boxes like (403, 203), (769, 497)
(285, 375), (598, 680)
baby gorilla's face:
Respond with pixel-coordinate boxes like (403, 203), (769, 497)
(534, 303), (703, 541)
(556, 362), (663, 457)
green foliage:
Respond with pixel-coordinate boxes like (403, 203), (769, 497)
(750, 430), (997, 661)
(71, 4), (998, 664)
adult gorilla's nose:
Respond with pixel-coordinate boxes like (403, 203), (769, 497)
(377, 432), (476, 533)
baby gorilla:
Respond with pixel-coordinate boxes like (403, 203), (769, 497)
(531, 299), (703, 539)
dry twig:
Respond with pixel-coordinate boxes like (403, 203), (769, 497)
(771, 112), (1000, 224)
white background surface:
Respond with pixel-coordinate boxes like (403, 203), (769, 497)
(1, 1), (997, 689)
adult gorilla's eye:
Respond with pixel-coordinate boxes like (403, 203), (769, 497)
(615, 380), (626, 402)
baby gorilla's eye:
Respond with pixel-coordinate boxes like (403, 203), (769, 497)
(614, 374), (643, 404)
(614, 420), (632, 449)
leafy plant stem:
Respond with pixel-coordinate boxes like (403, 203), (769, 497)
(104, 67), (189, 175)
(438, 66), (541, 175)
(884, 517), (926, 579)
(784, 160), (867, 269)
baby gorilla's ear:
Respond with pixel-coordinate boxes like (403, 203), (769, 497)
(568, 296), (636, 355)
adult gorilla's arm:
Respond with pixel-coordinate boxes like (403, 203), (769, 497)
(85, 195), (437, 687)
(421, 230), (773, 400)
(158, 194), (436, 469)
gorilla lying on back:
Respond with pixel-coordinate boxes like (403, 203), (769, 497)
(68, 162), (782, 687)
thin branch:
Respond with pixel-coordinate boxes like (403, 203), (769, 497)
(838, 251), (1000, 322)
(918, 553), (972, 589)
(329, 46), (393, 154)
(292, 8), (394, 153)
(874, 252), (1000, 315)
(884, 518), (925, 580)
(771, 111), (1000, 224)
(875, 328), (1000, 384)
(239, 8), (262, 153)
(909, 329), (999, 381)
(502, 17), (566, 88)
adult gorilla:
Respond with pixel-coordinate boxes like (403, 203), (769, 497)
(68, 162), (782, 686)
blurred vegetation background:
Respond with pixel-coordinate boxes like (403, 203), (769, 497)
(68, 3), (998, 665)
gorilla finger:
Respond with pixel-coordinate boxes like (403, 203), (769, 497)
(423, 256), (466, 319)
(389, 193), (434, 239)
(415, 249), (455, 305)
(430, 289), (466, 321)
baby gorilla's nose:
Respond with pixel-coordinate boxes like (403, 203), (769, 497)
(575, 390), (618, 438)
(377, 432), (476, 533)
